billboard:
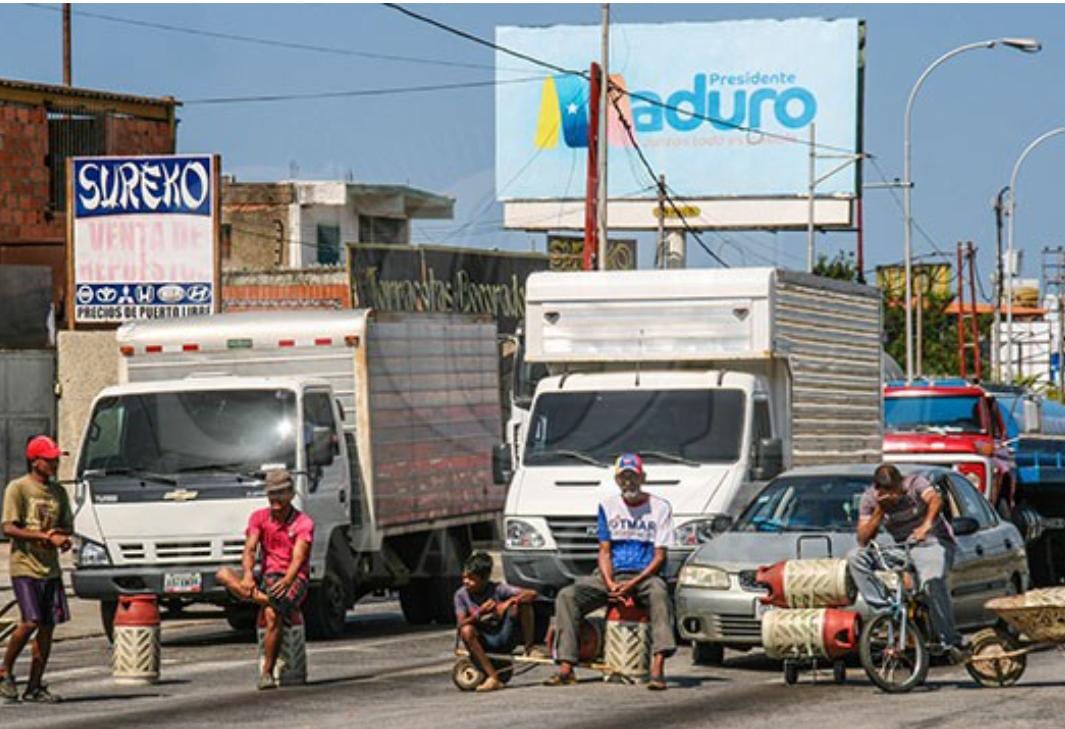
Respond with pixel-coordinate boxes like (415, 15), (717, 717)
(348, 243), (548, 333)
(496, 18), (862, 203)
(68, 154), (220, 324)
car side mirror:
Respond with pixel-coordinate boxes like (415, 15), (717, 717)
(308, 426), (335, 468)
(710, 515), (733, 535)
(753, 437), (783, 481)
(952, 516), (980, 537)
(492, 443), (513, 485)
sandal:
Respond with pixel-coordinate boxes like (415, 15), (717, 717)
(647, 676), (668, 691)
(542, 672), (578, 687)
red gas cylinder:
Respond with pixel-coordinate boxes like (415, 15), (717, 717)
(606, 599), (649, 624)
(114, 595), (160, 627)
(577, 619), (602, 662)
(820, 609), (860, 659)
(755, 561), (788, 608)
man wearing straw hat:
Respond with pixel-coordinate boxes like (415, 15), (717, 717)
(216, 469), (314, 690)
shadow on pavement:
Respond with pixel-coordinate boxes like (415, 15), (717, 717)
(49, 693), (164, 704)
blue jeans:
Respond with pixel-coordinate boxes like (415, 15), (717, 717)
(477, 612), (519, 653)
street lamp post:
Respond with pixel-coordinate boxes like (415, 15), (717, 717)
(1004, 126), (1065, 382)
(903, 37), (1041, 382)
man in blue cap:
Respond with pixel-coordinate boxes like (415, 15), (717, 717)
(545, 453), (675, 690)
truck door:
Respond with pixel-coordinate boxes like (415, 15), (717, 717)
(301, 389), (350, 561)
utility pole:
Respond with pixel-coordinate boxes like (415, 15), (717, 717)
(62, 3), (71, 86)
(992, 186), (1009, 381)
(582, 63), (601, 271)
(596, 3), (609, 270)
(916, 270), (924, 377)
(655, 173), (666, 269)
(1041, 245), (1065, 394)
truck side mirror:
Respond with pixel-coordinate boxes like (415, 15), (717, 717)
(308, 426), (335, 468)
(753, 437), (783, 481)
(492, 443), (513, 485)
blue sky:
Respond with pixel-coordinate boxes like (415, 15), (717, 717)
(3, 3), (1065, 286)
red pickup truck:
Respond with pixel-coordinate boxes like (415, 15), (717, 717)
(883, 379), (1016, 516)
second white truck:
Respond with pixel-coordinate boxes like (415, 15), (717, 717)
(497, 268), (884, 596)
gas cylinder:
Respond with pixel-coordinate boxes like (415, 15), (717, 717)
(756, 559), (855, 608)
(603, 601), (650, 679)
(257, 608), (307, 686)
(761, 608), (860, 660)
(112, 594), (161, 685)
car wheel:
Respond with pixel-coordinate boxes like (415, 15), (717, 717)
(691, 641), (725, 666)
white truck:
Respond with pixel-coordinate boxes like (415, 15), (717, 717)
(496, 268), (883, 596)
(71, 310), (503, 637)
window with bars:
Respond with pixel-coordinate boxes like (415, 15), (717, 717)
(47, 108), (107, 209)
(316, 224), (341, 265)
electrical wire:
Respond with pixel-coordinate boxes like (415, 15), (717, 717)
(24, 2), (518, 73)
(384, 3), (864, 156)
(183, 76), (546, 105)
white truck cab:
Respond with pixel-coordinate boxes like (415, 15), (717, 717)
(498, 269), (883, 596)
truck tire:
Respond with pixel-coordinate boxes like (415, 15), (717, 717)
(304, 571), (348, 639)
(399, 579), (436, 625)
(431, 576), (462, 625)
(691, 641), (725, 666)
(100, 599), (117, 643)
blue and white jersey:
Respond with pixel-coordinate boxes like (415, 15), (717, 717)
(596, 494), (674, 574)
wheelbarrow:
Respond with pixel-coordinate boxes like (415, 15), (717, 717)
(965, 587), (1065, 688)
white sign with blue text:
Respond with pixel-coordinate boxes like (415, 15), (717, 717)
(496, 18), (861, 201)
(71, 154), (218, 324)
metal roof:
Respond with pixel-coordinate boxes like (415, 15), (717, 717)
(0, 77), (178, 122)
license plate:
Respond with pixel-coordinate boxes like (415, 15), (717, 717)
(164, 572), (202, 594)
(754, 599), (773, 619)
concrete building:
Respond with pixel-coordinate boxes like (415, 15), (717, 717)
(221, 179), (454, 271)
(0, 77), (178, 320)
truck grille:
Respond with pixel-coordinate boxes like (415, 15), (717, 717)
(547, 517), (600, 577)
(114, 538), (244, 564)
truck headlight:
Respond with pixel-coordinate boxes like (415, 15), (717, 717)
(678, 565), (730, 590)
(76, 537), (111, 567)
(673, 519), (716, 547)
(505, 519), (547, 550)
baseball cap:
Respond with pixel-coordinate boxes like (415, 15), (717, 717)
(26, 435), (62, 461)
(615, 453), (644, 476)
(264, 469), (294, 494)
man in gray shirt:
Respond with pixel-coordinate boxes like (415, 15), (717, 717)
(847, 464), (966, 659)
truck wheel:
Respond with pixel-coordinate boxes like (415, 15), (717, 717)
(304, 572), (348, 639)
(100, 600), (117, 643)
(431, 576), (461, 625)
(399, 580), (435, 625)
(691, 641), (725, 666)
(225, 605), (258, 633)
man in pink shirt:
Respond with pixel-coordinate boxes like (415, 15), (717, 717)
(216, 469), (314, 690)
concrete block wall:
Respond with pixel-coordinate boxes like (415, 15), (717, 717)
(56, 330), (118, 482)
(105, 115), (174, 156)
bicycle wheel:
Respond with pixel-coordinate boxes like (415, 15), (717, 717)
(859, 611), (930, 693)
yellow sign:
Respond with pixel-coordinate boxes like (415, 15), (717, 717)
(653, 205), (702, 220)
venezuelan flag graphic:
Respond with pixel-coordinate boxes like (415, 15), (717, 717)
(534, 74), (634, 150)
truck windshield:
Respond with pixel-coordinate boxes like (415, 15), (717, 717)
(884, 395), (985, 434)
(524, 389), (744, 466)
(79, 389), (297, 477)
(735, 476), (869, 533)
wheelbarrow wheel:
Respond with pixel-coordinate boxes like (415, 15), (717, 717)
(452, 657), (485, 691)
(965, 628), (1026, 688)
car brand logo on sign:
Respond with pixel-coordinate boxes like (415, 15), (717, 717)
(70, 154), (219, 325)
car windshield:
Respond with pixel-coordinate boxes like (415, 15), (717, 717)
(78, 389), (297, 478)
(523, 389), (744, 466)
(734, 475), (870, 533)
(884, 395), (985, 434)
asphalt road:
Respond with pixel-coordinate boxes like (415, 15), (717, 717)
(3, 600), (1064, 729)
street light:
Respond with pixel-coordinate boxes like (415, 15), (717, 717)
(902, 37), (1041, 382)
(1004, 126), (1065, 382)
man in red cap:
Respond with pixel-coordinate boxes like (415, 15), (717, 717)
(0, 435), (72, 704)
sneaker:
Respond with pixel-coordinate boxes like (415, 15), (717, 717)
(257, 673), (278, 691)
(21, 685), (61, 704)
(0, 674), (17, 702)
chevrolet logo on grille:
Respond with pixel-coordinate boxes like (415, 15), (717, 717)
(163, 489), (199, 502)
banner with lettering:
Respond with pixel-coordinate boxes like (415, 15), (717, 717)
(69, 154), (219, 324)
(348, 243), (548, 333)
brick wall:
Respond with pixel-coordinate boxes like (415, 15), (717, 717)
(221, 267), (351, 311)
(221, 182), (296, 271)
(106, 115), (174, 156)
(0, 104), (60, 242)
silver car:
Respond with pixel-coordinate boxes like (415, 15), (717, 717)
(674, 463), (1030, 665)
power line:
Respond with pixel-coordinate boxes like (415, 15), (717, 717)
(183, 76), (545, 105)
(24, 2), (512, 73)
(384, 3), (863, 156)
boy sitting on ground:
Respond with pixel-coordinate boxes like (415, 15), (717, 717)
(454, 552), (539, 692)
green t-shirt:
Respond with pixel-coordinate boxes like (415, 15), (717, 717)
(2, 474), (73, 579)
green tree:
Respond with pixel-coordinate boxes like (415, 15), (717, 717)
(812, 251), (859, 283)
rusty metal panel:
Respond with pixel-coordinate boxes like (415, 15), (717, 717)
(773, 270), (883, 465)
(366, 314), (502, 529)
